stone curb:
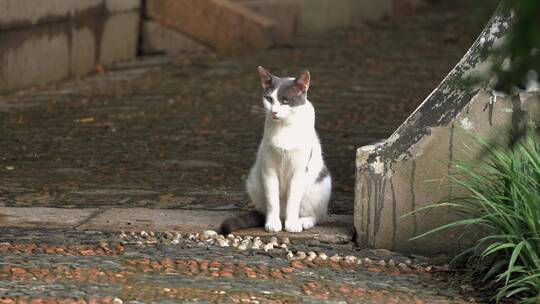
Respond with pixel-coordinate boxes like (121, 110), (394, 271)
(0, 207), (354, 244)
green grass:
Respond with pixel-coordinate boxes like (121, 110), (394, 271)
(411, 130), (540, 303)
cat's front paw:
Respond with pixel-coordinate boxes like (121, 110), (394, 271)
(265, 218), (282, 232)
(284, 219), (303, 233)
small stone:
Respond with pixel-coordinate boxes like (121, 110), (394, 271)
(404, 259), (412, 266)
(227, 234), (235, 241)
(231, 239), (240, 248)
(171, 232), (181, 244)
(329, 255), (341, 262)
(377, 260), (387, 267)
(262, 243), (274, 252)
(162, 231), (173, 241)
(218, 239), (229, 247)
(245, 236), (254, 241)
(237, 244), (248, 251)
(253, 239), (263, 247)
(291, 261), (305, 269)
(296, 251), (307, 260)
(188, 234), (197, 241)
(112, 298), (123, 304)
(318, 252), (328, 260)
(280, 244), (288, 250)
(397, 263), (409, 271)
(287, 251), (294, 260)
(201, 230), (217, 240)
(281, 237), (290, 245)
(307, 251), (317, 260)
(388, 259), (396, 267)
(362, 258), (373, 265)
(344, 256), (357, 264)
(119, 231), (127, 239)
(149, 231), (155, 237)
(140, 231), (149, 239)
(281, 267), (295, 273)
(268, 236), (278, 245)
(425, 265), (433, 272)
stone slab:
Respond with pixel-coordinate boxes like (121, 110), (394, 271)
(0, 207), (98, 228)
(146, 0), (276, 54)
(78, 208), (354, 244)
(141, 21), (210, 56)
(236, 0), (298, 42)
(105, 0), (142, 13)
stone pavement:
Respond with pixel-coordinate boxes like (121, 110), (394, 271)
(0, 1), (492, 302)
(0, 225), (474, 303)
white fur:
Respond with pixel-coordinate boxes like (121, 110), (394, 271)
(246, 92), (331, 233)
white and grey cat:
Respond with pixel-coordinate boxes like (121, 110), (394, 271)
(220, 66), (331, 234)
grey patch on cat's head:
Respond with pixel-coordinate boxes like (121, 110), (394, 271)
(257, 66), (310, 108)
(316, 166), (330, 183)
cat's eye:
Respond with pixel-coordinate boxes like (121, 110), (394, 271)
(282, 98), (289, 105)
(264, 96), (273, 103)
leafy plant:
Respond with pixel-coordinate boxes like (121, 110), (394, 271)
(411, 130), (540, 303)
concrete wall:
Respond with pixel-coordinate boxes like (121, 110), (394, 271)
(354, 7), (540, 256)
(0, 0), (141, 93)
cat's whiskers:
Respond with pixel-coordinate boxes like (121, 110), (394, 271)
(251, 105), (269, 116)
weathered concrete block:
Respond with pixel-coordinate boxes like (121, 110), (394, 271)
(99, 11), (140, 65)
(146, 0), (276, 54)
(70, 27), (97, 76)
(0, 24), (71, 91)
(354, 7), (540, 255)
(236, 0), (299, 42)
(141, 21), (210, 56)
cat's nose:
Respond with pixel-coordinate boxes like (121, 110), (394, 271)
(271, 111), (278, 116)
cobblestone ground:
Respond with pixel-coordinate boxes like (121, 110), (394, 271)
(0, 1), (493, 302)
(0, 227), (475, 303)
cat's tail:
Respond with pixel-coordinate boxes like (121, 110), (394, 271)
(219, 210), (265, 235)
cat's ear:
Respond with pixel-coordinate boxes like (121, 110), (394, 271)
(257, 66), (274, 89)
(294, 71), (310, 93)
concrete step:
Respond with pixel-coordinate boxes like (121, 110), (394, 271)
(141, 20), (211, 56)
(0, 207), (354, 244)
(233, 0), (299, 42)
(145, 0), (277, 54)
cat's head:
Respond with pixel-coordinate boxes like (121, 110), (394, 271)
(257, 66), (310, 122)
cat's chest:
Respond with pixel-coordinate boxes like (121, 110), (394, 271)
(267, 126), (312, 151)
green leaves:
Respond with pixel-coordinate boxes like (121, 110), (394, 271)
(410, 130), (540, 302)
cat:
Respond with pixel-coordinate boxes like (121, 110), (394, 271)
(220, 66), (331, 234)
